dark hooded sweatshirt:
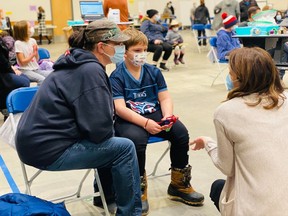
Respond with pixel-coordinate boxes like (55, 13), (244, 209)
(15, 48), (114, 168)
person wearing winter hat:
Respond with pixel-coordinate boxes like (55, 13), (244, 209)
(165, 20), (185, 65)
(140, 9), (172, 71)
(216, 12), (241, 61)
(194, 0), (211, 46)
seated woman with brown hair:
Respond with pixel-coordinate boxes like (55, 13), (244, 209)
(191, 47), (288, 216)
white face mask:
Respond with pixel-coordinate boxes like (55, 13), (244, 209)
(172, 27), (179, 32)
(276, 15), (282, 21)
(154, 15), (161, 22)
(128, 51), (147, 66)
(29, 27), (35, 37)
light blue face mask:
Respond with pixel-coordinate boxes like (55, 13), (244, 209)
(104, 44), (126, 64)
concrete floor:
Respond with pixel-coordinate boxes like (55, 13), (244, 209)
(0, 30), (241, 215)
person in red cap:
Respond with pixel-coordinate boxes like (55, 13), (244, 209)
(216, 12), (241, 61)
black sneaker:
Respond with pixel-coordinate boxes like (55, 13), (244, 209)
(160, 63), (169, 71)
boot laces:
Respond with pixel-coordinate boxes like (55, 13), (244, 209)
(182, 169), (191, 187)
(141, 176), (146, 192)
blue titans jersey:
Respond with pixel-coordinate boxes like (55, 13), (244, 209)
(109, 62), (168, 115)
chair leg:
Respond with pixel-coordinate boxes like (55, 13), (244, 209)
(94, 169), (110, 216)
(149, 141), (171, 177)
(76, 169), (92, 198)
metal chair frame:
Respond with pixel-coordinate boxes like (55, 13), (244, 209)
(207, 37), (229, 89)
(191, 24), (213, 53)
(147, 136), (171, 177)
(6, 87), (109, 215)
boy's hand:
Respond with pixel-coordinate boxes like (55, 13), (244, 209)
(145, 119), (163, 134)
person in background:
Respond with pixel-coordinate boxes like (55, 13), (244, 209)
(275, 11), (283, 24)
(191, 47), (288, 216)
(190, 2), (197, 25)
(108, 28), (204, 215)
(37, 6), (51, 45)
(162, 2), (173, 24)
(14, 20), (51, 85)
(212, 0), (240, 31)
(0, 36), (30, 121)
(15, 19), (142, 216)
(239, 0), (258, 22)
(216, 13), (241, 61)
(0, 9), (7, 30)
(194, 0), (211, 46)
(165, 20), (185, 65)
(238, 6), (261, 27)
(168, 1), (175, 16)
(103, 0), (129, 31)
(140, 9), (172, 71)
(0, 30), (16, 65)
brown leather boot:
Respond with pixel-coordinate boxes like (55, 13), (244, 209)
(168, 165), (204, 206)
(141, 171), (149, 215)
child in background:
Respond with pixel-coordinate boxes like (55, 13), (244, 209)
(14, 20), (51, 85)
(216, 13), (241, 61)
(165, 20), (185, 65)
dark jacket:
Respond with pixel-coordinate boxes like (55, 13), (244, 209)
(15, 48), (114, 167)
(194, 5), (211, 25)
(0, 38), (14, 78)
(140, 17), (168, 43)
(239, 0), (258, 22)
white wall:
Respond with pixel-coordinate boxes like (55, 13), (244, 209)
(0, 0), (51, 22)
(70, 0), (286, 26)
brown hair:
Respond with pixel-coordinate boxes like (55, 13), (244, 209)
(248, 6), (260, 19)
(122, 28), (148, 50)
(262, 5), (272, 11)
(38, 6), (45, 13)
(227, 47), (285, 109)
(13, 20), (29, 41)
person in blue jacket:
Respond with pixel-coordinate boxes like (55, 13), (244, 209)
(216, 12), (241, 61)
(140, 9), (172, 71)
(15, 20), (142, 216)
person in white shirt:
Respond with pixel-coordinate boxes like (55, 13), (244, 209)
(14, 20), (51, 85)
(191, 47), (288, 216)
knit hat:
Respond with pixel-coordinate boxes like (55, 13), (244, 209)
(147, 9), (159, 18)
(222, 12), (238, 29)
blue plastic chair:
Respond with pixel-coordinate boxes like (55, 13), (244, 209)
(147, 136), (171, 177)
(208, 37), (229, 89)
(191, 24), (211, 53)
(6, 87), (109, 215)
(38, 47), (50, 60)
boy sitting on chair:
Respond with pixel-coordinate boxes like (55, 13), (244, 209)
(97, 28), (204, 215)
(165, 20), (185, 65)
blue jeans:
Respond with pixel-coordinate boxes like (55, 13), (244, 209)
(45, 137), (142, 216)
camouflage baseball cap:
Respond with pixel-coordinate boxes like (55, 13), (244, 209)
(85, 19), (130, 43)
